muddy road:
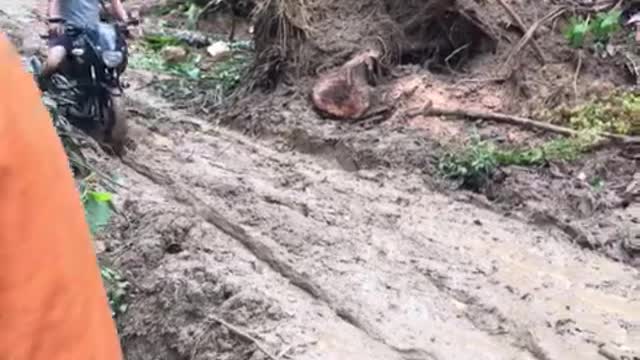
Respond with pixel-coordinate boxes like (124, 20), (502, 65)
(109, 83), (640, 360)
(4, 1), (640, 359)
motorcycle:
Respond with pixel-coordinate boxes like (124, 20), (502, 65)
(31, 19), (138, 155)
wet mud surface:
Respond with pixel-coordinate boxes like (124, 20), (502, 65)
(3, 0), (640, 359)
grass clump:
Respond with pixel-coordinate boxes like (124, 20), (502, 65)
(439, 134), (596, 191)
(560, 92), (640, 135)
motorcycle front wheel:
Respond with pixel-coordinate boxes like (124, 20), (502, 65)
(104, 95), (128, 156)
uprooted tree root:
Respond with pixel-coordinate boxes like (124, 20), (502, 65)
(244, 0), (500, 119)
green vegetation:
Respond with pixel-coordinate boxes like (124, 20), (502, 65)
(565, 16), (591, 48)
(211, 41), (252, 93)
(560, 92), (640, 135)
(591, 9), (622, 43)
(129, 35), (203, 79)
(80, 178), (115, 235)
(79, 175), (129, 318)
(130, 35), (251, 94)
(101, 267), (130, 318)
(564, 9), (621, 48)
(438, 134), (596, 191)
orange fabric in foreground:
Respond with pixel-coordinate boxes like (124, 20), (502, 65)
(0, 35), (122, 360)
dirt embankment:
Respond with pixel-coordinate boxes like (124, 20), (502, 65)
(4, 0), (640, 359)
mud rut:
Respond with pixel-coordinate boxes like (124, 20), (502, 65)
(4, 1), (640, 359)
(100, 81), (639, 360)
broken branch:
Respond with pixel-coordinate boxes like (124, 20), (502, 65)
(210, 315), (279, 360)
(496, 0), (546, 64)
(196, 0), (223, 30)
(411, 106), (640, 145)
(503, 7), (567, 72)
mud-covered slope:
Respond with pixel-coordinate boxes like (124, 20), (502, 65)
(101, 86), (640, 360)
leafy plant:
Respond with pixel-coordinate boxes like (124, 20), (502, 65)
(564, 9), (622, 48)
(79, 178), (129, 318)
(129, 35), (205, 80)
(80, 179), (115, 235)
(591, 9), (621, 43)
(565, 16), (590, 48)
(209, 50), (250, 93)
(169, 54), (202, 79)
(438, 139), (499, 191)
(143, 34), (182, 52)
(184, 2), (201, 29)
(101, 267), (130, 317)
(439, 134), (595, 191)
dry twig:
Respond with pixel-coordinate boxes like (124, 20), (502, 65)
(503, 7), (567, 73)
(191, 315), (279, 360)
(196, 0), (223, 29)
(573, 50), (583, 100)
(211, 315), (279, 360)
(276, 344), (294, 359)
(496, 0), (546, 64)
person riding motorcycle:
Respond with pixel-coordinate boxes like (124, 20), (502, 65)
(41, 0), (130, 83)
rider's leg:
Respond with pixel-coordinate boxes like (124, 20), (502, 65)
(40, 45), (66, 79)
(41, 32), (73, 79)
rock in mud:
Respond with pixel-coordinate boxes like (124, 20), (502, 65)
(160, 45), (188, 64)
(623, 234), (640, 254)
(206, 41), (231, 63)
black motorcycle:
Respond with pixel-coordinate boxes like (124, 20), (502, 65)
(32, 20), (137, 155)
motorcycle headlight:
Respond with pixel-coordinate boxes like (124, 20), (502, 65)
(102, 51), (124, 68)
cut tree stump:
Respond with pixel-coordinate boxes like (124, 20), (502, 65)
(311, 50), (381, 120)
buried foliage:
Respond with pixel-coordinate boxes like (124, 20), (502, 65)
(438, 133), (597, 191)
(130, 33), (252, 107)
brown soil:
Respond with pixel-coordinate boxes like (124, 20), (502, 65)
(5, 0), (640, 359)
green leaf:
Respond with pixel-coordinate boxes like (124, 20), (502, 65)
(185, 3), (200, 29)
(591, 9), (621, 42)
(83, 191), (113, 235)
(89, 191), (113, 203)
(565, 17), (590, 48)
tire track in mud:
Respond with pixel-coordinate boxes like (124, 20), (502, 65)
(118, 87), (640, 360)
(120, 108), (439, 360)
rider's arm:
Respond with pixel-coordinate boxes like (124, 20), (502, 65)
(47, 0), (62, 20)
(109, 0), (129, 22)
(0, 35), (123, 360)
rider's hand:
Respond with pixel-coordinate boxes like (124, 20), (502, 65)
(119, 19), (141, 39)
(48, 22), (64, 37)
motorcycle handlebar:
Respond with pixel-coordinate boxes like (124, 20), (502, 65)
(39, 19), (139, 39)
